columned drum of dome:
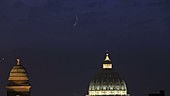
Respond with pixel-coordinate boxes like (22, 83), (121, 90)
(6, 59), (31, 96)
(88, 52), (129, 96)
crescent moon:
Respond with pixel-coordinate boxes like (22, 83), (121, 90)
(73, 16), (78, 27)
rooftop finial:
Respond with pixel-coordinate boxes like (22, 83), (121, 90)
(105, 50), (110, 61)
(17, 58), (20, 65)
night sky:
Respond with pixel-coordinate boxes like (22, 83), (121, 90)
(0, 0), (170, 96)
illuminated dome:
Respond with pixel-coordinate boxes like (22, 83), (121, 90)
(8, 59), (30, 85)
(88, 52), (129, 96)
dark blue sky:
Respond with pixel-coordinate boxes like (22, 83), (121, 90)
(0, 0), (170, 96)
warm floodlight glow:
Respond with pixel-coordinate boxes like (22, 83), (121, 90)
(103, 64), (112, 69)
(9, 77), (29, 80)
(6, 86), (31, 91)
(89, 90), (127, 95)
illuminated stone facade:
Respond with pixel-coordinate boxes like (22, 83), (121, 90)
(6, 59), (31, 96)
(88, 52), (129, 96)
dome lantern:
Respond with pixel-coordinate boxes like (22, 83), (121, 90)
(102, 51), (112, 69)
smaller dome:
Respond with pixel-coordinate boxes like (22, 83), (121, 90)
(8, 59), (30, 85)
